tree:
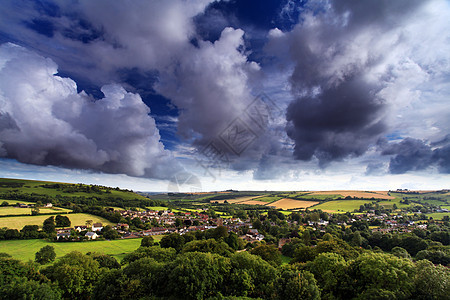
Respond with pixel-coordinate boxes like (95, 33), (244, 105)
(391, 246), (411, 260)
(166, 252), (231, 299)
(0, 278), (62, 300)
(308, 252), (349, 299)
(182, 239), (235, 257)
(5, 229), (21, 239)
(102, 226), (118, 240)
(141, 236), (154, 247)
(35, 245), (56, 264)
(89, 253), (120, 269)
(131, 217), (142, 228)
(276, 267), (320, 300)
(414, 259), (450, 299)
(160, 233), (185, 252)
(43, 216), (55, 234)
(122, 246), (176, 265)
(55, 215), (71, 227)
(31, 206), (40, 215)
(42, 251), (101, 299)
(347, 252), (415, 299)
(250, 244), (282, 266)
(227, 252), (278, 298)
(1, 201), (8, 206)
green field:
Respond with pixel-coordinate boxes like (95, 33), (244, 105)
(312, 200), (374, 212)
(256, 196), (283, 203)
(1, 199), (35, 205)
(0, 213), (113, 229)
(147, 206), (170, 211)
(426, 212), (450, 220)
(0, 236), (163, 262)
(378, 197), (413, 209)
(295, 193), (343, 200)
(0, 206), (72, 216)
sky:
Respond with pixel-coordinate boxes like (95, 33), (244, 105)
(0, 0), (449, 192)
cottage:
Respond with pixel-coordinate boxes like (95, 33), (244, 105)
(57, 232), (71, 240)
(85, 231), (98, 240)
(92, 223), (103, 232)
(74, 225), (88, 232)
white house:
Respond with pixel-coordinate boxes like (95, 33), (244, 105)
(92, 223), (103, 232)
(85, 232), (98, 240)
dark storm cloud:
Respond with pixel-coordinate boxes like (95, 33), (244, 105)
(381, 138), (434, 174)
(381, 137), (450, 174)
(268, 0), (429, 167)
(286, 77), (386, 166)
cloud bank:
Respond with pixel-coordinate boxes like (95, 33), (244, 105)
(268, 0), (450, 172)
(0, 43), (180, 179)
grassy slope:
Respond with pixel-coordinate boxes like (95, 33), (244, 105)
(0, 236), (163, 262)
(0, 213), (113, 229)
(0, 178), (148, 201)
(312, 200), (375, 213)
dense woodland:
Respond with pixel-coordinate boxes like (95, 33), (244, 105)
(1, 222), (450, 299)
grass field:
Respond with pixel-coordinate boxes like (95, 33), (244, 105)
(147, 206), (170, 211)
(0, 206), (72, 216)
(0, 213), (113, 229)
(256, 196), (283, 203)
(426, 212), (450, 220)
(378, 197), (413, 209)
(313, 200), (375, 213)
(0, 236), (163, 262)
(308, 190), (394, 199)
(269, 199), (319, 210)
(295, 193), (342, 200)
(0, 199), (35, 205)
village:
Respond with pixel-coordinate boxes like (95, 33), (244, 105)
(53, 206), (437, 243)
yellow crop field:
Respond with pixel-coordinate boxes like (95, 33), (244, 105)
(268, 199), (319, 210)
(239, 200), (268, 206)
(0, 213), (113, 229)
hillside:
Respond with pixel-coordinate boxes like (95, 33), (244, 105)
(0, 178), (148, 201)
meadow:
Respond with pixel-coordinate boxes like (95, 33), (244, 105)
(0, 206), (72, 216)
(312, 200), (375, 213)
(0, 199), (35, 205)
(0, 213), (113, 229)
(307, 190), (394, 199)
(0, 236), (163, 262)
(425, 212), (450, 220)
(255, 196), (283, 203)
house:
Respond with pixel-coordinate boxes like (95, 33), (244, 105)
(44, 203), (53, 208)
(85, 232), (98, 240)
(57, 232), (71, 240)
(74, 225), (88, 232)
(117, 223), (130, 230)
(92, 223), (103, 232)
